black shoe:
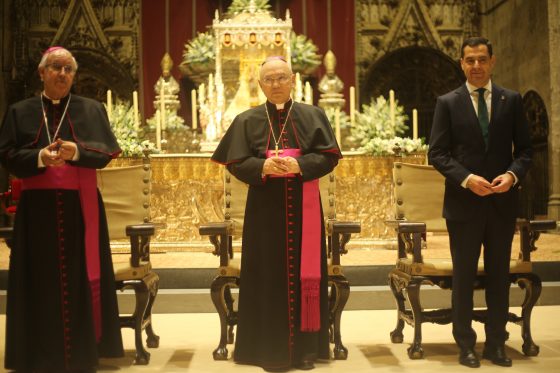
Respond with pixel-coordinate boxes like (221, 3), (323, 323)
(482, 346), (512, 367)
(459, 348), (480, 368)
(294, 360), (315, 370)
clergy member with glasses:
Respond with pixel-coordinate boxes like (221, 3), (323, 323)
(0, 46), (124, 372)
(212, 56), (341, 371)
(429, 37), (532, 368)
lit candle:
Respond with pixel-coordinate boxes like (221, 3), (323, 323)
(335, 107), (341, 146)
(191, 89), (197, 130)
(132, 90), (139, 129)
(106, 89), (112, 121)
(155, 110), (162, 150)
(349, 86), (355, 127)
(389, 89), (395, 128)
(412, 109), (418, 139)
(159, 83), (166, 130)
(304, 81), (312, 104)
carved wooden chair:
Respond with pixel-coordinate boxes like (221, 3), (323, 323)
(387, 162), (557, 359)
(96, 161), (160, 365)
(199, 169), (360, 360)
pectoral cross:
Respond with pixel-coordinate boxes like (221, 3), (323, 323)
(274, 144), (283, 157)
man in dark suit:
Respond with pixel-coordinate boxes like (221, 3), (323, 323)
(429, 37), (532, 368)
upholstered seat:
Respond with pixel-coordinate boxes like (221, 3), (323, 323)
(97, 161), (160, 365)
(387, 162), (557, 359)
(199, 169), (360, 360)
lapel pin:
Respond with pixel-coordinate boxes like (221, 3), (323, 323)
(501, 95), (506, 100)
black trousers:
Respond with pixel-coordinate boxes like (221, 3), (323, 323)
(446, 201), (516, 350)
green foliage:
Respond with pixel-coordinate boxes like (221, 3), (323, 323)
(182, 32), (216, 65)
(350, 95), (426, 155)
(106, 102), (158, 157)
(226, 0), (271, 15)
(290, 32), (321, 72)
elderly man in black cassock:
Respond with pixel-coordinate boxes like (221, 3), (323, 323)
(212, 56), (341, 371)
(0, 47), (123, 372)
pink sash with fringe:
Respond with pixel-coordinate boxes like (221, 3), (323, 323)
(21, 164), (102, 341)
(266, 148), (321, 332)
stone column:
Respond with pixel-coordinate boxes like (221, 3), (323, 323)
(547, 0), (560, 221)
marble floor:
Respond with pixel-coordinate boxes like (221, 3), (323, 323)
(1, 306), (559, 372)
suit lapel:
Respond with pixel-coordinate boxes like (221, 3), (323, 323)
(488, 84), (505, 148)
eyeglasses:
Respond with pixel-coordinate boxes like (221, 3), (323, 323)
(261, 75), (291, 86)
(46, 63), (75, 74)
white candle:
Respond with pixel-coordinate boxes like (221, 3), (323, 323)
(295, 72), (302, 102)
(412, 109), (418, 139)
(304, 81), (312, 104)
(191, 89), (197, 130)
(198, 83), (205, 106)
(349, 86), (355, 127)
(389, 89), (395, 128)
(155, 111), (162, 150)
(335, 107), (341, 146)
(160, 83), (166, 130)
(106, 89), (112, 121)
(132, 91), (139, 129)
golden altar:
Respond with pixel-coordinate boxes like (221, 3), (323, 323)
(110, 152), (426, 251)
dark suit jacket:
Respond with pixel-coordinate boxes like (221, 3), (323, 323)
(428, 83), (532, 221)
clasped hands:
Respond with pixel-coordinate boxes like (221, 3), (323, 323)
(40, 138), (77, 167)
(262, 156), (301, 176)
(467, 173), (514, 196)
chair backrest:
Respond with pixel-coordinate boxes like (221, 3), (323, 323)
(97, 163), (151, 240)
(393, 162), (447, 232)
(225, 170), (336, 239)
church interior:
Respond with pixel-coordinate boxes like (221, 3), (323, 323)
(0, 0), (559, 372)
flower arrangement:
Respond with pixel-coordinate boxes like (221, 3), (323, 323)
(350, 95), (426, 155)
(226, 0), (271, 16)
(106, 102), (158, 157)
(324, 107), (351, 130)
(290, 32), (321, 75)
(182, 32), (215, 66)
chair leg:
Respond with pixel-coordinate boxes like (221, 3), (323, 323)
(405, 279), (424, 359)
(224, 286), (236, 344)
(132, 282), (151, 365)
(388, 271), (405, 344)
(329, 275), (349, 360)
(145, 273), (160, 348)
(517, 273), (542, 356)
(210, 276), (238, 360)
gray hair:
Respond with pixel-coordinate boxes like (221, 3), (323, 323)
(38, 47), (78, 72)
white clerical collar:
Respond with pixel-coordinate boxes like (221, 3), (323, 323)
(276, 103), (285, 110)
(466, 80), (492, 95)
(42, 91), (61, 104)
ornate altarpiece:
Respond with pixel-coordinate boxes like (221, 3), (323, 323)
(355, 0), (478, 139)
(8, 0), (139, 103)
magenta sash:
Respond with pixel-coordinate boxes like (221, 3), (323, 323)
(21, 164), (102, 342)
(266, 148), (321, 331)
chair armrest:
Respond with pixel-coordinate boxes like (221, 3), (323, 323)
(126, 223), (156, 267)
(328, 220), (361, 265)
(517, 218), (557, 262)
(199, 221), (234, 267)
(396, 221), (426, 263)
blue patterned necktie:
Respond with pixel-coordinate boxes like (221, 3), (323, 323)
(476, 87), (489, 146)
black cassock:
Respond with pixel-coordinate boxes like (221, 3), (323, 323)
(0, 94), (124, 371)
(212, 100), (341, 370)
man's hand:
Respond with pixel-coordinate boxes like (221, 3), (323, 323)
(490, 173), (514, 193)
(466, 174), (494, 196)
(40, 142), (65, 167)
(262, 156), (300, 176)
(54, 139), (77, 161)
